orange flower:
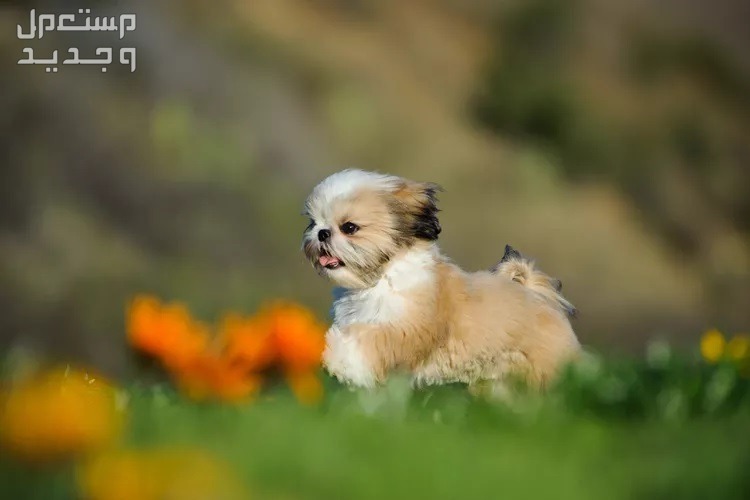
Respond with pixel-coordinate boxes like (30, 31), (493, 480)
(0, 368), (123, 463)
(173, 353), (262, 403)
(78, 448), (247, 500)
(210, 365), (262, 403)
(126, 294), (327, 403)
(127, 295), (209, 370)
(265, 301), (326, 372)
(220, 313), (276, 373)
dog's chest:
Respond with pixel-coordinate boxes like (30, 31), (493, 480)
(332, 282), (406, 326)
(331, 247), (437, 326)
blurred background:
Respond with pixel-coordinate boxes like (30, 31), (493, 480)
(1, 0), (749, 377)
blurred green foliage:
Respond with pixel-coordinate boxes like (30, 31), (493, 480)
(2, 352), (749, 499)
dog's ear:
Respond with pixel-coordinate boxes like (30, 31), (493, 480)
(395, 181), (442, 241)
(500, 244), (523, 263)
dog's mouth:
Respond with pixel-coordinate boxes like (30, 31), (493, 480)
(318, 249), (344, 270)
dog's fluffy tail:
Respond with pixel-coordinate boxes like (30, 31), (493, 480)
(491, 245), (577, 317)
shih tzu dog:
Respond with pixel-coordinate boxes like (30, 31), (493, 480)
(302, 169), (580, 391)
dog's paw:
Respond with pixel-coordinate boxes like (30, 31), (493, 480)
(323, 326), (376, 388)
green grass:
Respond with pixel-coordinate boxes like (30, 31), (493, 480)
(2, 352), (750, 499)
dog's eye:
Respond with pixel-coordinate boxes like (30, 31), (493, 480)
(305, 219), (315, 232)
(340, 221), (359, 235)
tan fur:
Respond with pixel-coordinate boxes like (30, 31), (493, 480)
(493, 255), (577, 318)
(345, 243), (580, 389)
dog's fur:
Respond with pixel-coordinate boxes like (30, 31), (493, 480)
(302, 169), (580, 390)
(491, 244), (578, 319)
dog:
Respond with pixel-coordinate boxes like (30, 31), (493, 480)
(302, 169), (581, 390)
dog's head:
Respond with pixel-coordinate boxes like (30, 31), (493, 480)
(302, 169), (441, 288)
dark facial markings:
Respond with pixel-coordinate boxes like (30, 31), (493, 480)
(386, 183), (442, 245)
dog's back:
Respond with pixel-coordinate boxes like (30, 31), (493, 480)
(413, 255), (580, 389)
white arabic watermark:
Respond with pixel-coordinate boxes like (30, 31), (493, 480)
(17, 9), (136, 73)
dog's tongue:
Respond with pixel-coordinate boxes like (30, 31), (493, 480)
(318, 255), (341, 267)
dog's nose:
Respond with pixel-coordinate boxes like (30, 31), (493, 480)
(318, 229), (331, 242)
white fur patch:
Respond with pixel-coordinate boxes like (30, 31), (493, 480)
(323, 325), (376, 388)
(324, 246), (438, 388)
(383, 244), (437, 292)
(313, 169), (400, 206)
(305, 169), (401, 224)
(332, 245), (437, 326)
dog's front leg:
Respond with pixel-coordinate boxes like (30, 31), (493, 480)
(324, 321), (437, 387)
(323, 324), (380, 388)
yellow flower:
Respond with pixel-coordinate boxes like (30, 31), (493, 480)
(78, 448), (247, 500)
(0, 368), (123, 463)
(700, 329), (726, 363)
(726, 334), (750, 362)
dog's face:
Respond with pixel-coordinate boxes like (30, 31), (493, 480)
(302, 170), (441, 288)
